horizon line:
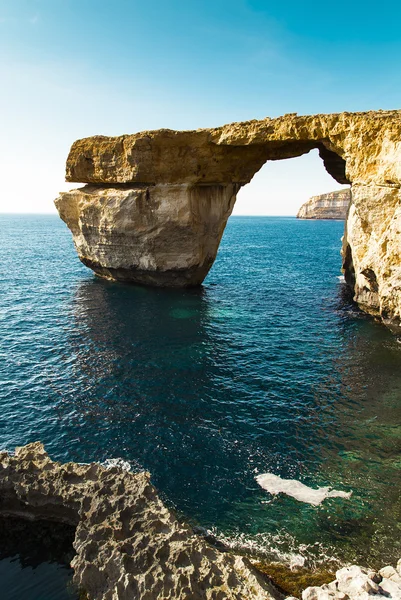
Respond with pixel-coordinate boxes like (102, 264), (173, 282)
(0, 212), (299, 217)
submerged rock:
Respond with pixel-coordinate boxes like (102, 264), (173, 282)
(297, 189), (351, 219)
(255, 473), (352, 505)
(56, 110), (401, 329)
(254, 562), (337, 599)
(0, 443), (280, 600)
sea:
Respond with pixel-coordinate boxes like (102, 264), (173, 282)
(0, 214), (400, 599)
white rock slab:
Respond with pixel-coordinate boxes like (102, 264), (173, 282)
(255, 473), (352, 506)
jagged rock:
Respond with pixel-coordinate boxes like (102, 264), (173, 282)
(294, 563), (401, 600)
(0, 443), (280, 600)
(297, 189), (351, 219)
(56, 110), (401, 328)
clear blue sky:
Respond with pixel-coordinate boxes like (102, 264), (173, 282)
(1, 0), (400, 214)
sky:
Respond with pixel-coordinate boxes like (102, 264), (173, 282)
(1, 0), (401, 215)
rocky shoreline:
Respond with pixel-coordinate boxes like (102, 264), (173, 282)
(0, 442), (280, 600)
(290, 562), (401, 600)
(1, 442), (400, 600)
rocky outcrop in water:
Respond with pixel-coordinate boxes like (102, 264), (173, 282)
(55, 110), (401, 329)
(289, 562), (401, 600)
(56, 183), (238, 287)
(297, 189), (351, 219)
(0, 442), (280, 600)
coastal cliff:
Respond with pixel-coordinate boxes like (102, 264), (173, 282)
(55, 109), (401, 330)
(297, 189), (351, 219)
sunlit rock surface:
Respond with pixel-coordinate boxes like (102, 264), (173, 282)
(0, 443), (280, 600)
(297, 189), (351, 219)
(56, 110), (401, 328)
(55, 183), (237, 287)
(342, 184), (401, 330)
(297, 562), (401, 600)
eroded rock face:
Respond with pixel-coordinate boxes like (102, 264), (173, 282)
(0, 443), (280, 600)
(342, 184), (401, 329)
(56, 110), (401, 328)
(55, 183), (237, 287)
(297, 189), (351, 219)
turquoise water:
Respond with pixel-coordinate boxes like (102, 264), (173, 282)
(1, 214), (401, 595)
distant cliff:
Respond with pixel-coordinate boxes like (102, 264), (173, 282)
(297, 188), (351, 219)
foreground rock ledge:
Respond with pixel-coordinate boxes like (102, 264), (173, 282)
(56, 110), (401, 327)
(292, 562), (401, 600)
(0, 443), (279, 600)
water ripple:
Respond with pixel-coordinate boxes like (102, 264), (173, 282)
(0, 214), (400, 570)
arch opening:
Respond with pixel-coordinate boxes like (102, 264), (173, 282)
(234, 148), (349, 217)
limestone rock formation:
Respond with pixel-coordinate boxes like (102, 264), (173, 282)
(342, 185), (401, 330)
(297, 189), (351, 219)
(296, 562), (401, 600)
(55, 110), (401, 328)
(0, 442), (280, 600)
(55, 184), (237, 286)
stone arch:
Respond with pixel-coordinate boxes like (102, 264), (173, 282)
(55, 110), (401, 329)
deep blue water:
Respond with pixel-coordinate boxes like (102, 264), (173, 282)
(1, 214), (401, 596)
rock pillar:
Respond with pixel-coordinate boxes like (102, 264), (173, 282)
(55, 183), (239, 287)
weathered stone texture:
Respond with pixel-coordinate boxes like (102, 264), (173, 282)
(56, 183), (237, 287)
(342, 184), (401, 329)
(56, 109), (401, 328)
(65, 131), (273, 186)
(0, 443), (280, 600)
(297, 189), (351, 219)
(298, 562), (401, 600)
(65, 112), (401, 188)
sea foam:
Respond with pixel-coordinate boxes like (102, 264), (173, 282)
(102, 458), (134, 472)
(256, 472), (352, 506)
